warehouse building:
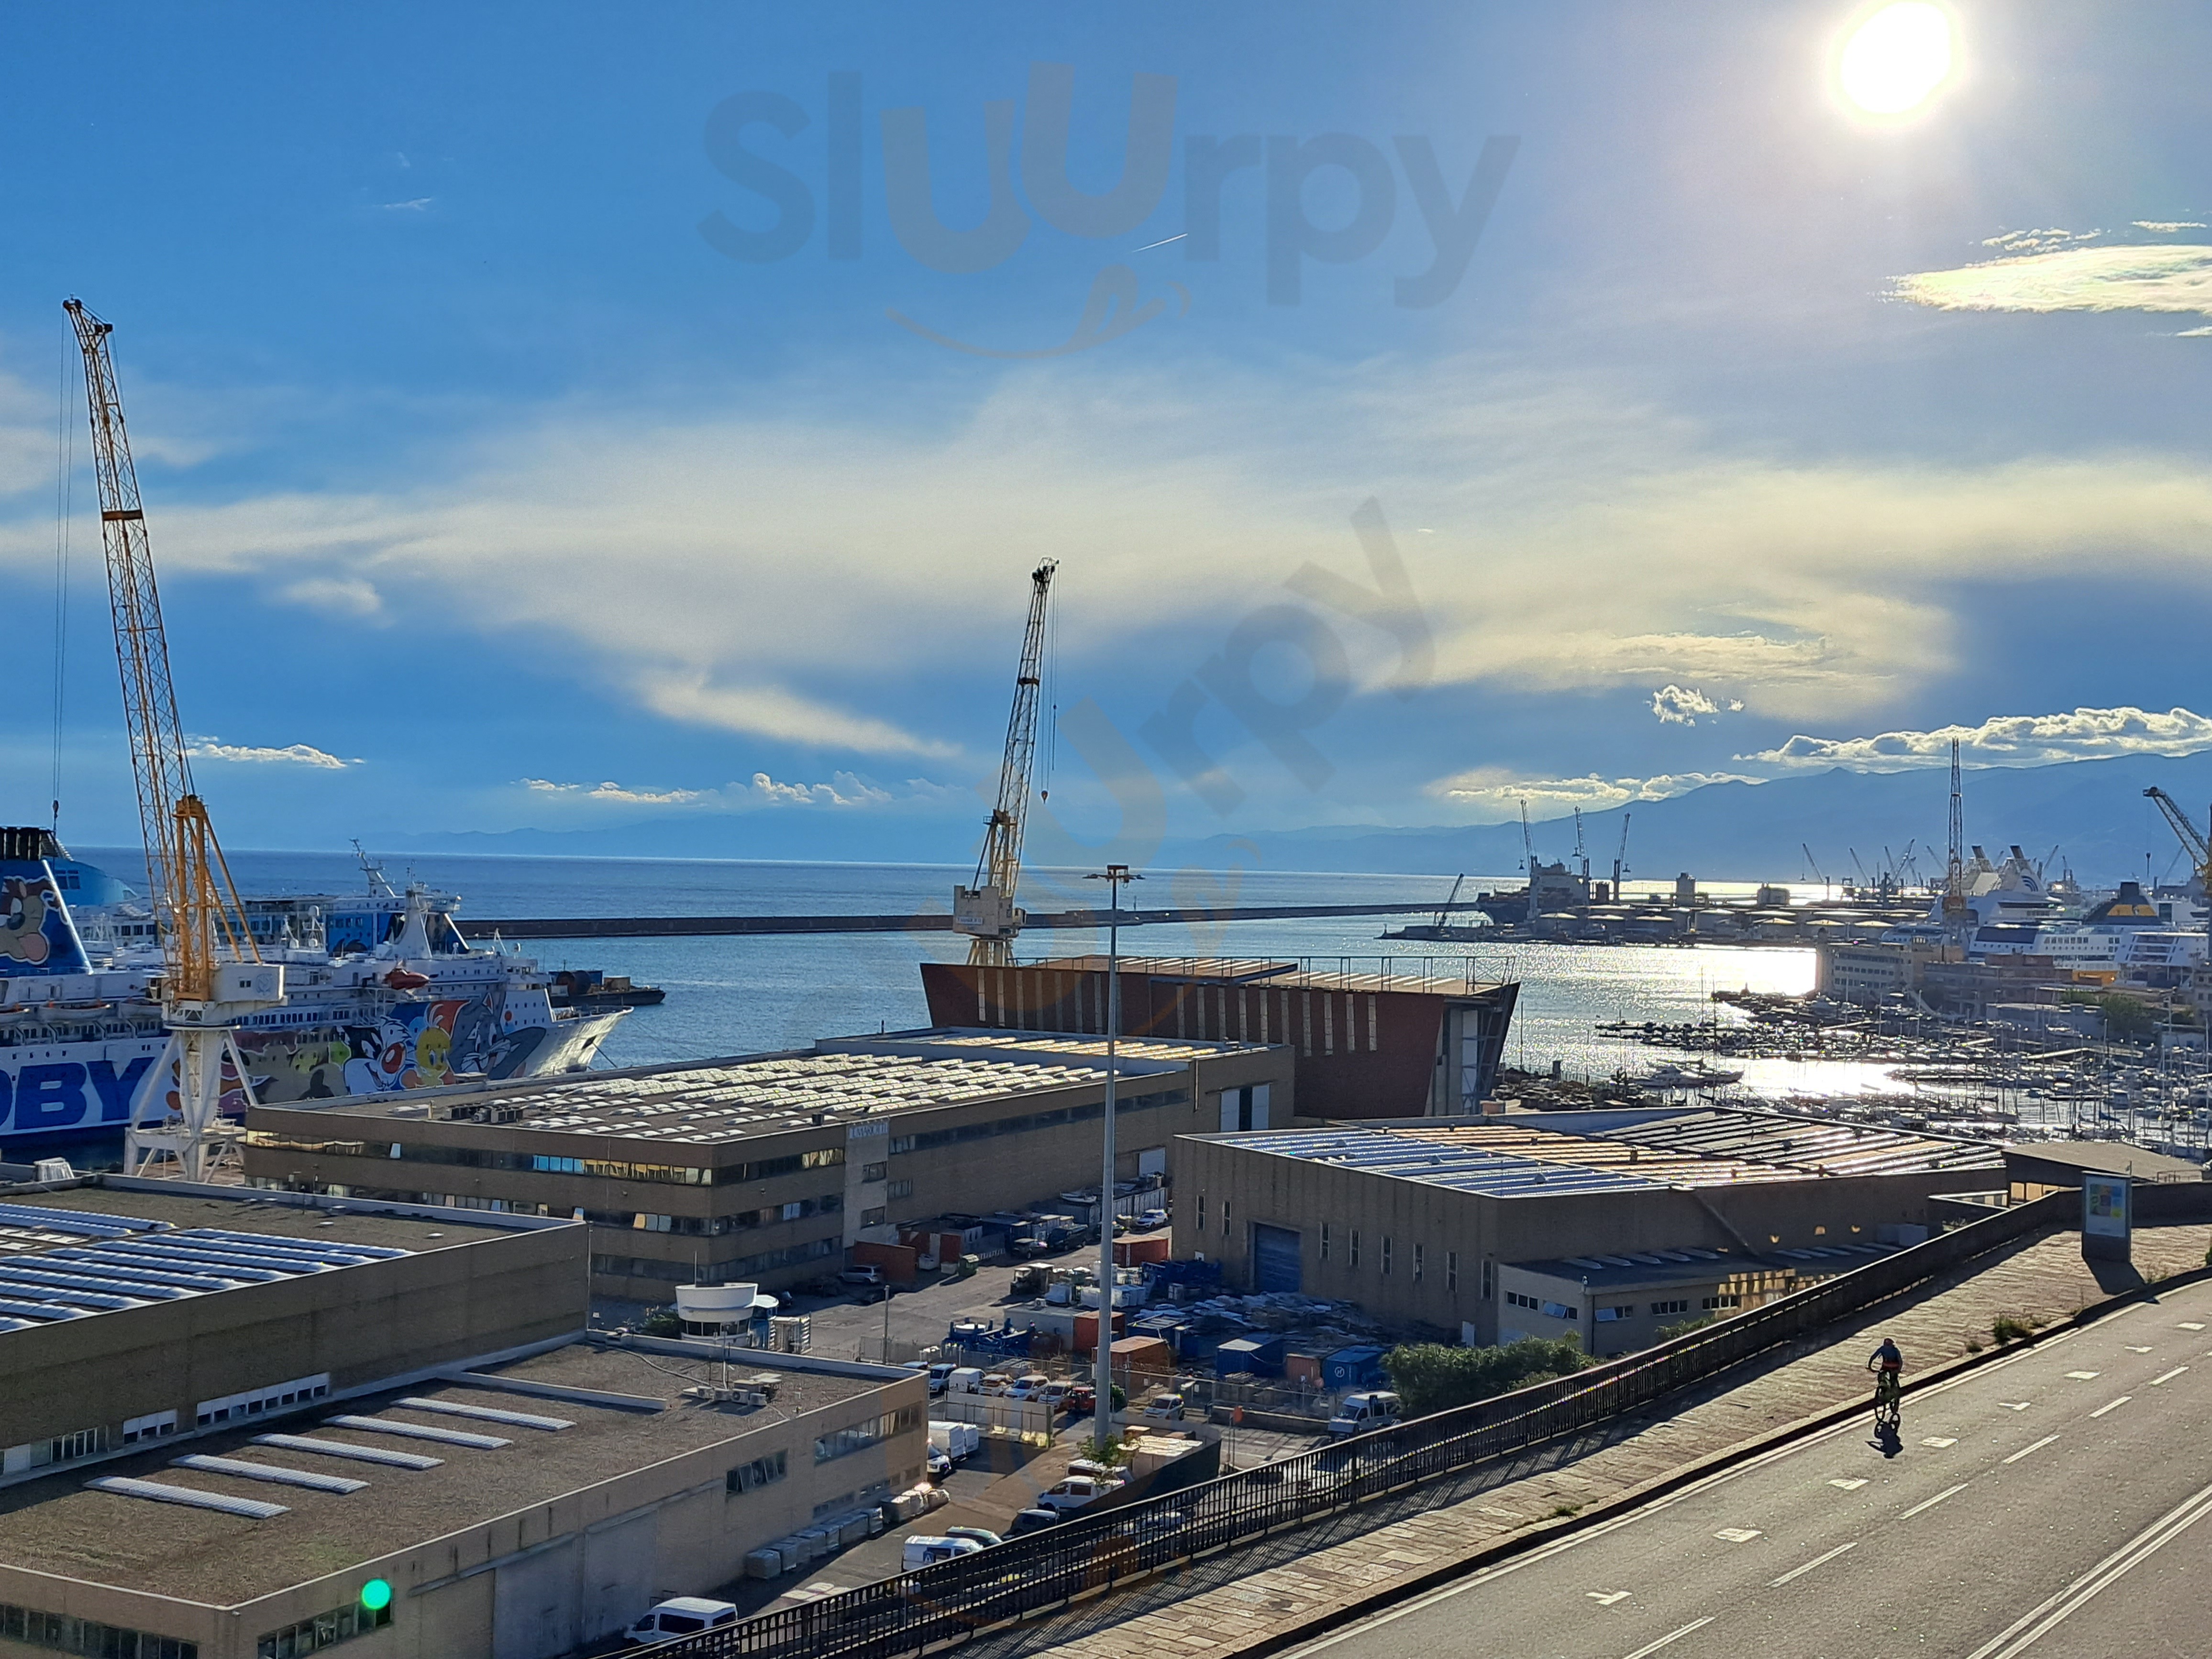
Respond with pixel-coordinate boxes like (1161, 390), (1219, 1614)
(244, 1029), (1291, 1301)
(1172, 1106), (2004, 1343)
(921, 956), (1519, 1119)
(0, 1182), (925, 1659)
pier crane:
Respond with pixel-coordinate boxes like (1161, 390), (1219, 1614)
(2143, 787), (2212, 898)
(66, 300), (283, 1180)
(1941, 739), (1969, 932)
(953, 561), (1057, 966)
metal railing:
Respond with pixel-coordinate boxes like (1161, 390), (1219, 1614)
(657, 1190), (2074, 1659)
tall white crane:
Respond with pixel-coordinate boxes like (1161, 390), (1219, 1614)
(67, 299), (284, 1179)
(953, 561), (1057, 967)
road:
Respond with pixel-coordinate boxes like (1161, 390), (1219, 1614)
(1284, 1276), (2212, 1659)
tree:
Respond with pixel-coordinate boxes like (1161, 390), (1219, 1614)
(1383, 1337), (1592, 1416)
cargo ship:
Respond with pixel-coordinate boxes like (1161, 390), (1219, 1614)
(0, 829), (629, 1164)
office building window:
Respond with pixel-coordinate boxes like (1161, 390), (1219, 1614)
(861, 1162), (888, 1183)
(728, 1449), (788, 1493)
(1349, 1229), (1361, 1269)
(1381, 1237), (1393, 1277)
(1650, 1299), (1690, 1316)
(1319, 1222), (1330, 1262)
(1413, 1243), (1425, 1284)
(886, 1179), (913, 1200)
(1447, 1250), (1458, 1293)
(861, 1207), (886, 1228)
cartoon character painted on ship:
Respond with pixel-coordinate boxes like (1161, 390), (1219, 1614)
(0, 877), (55, 971)
(242, 1032), (352, 1102)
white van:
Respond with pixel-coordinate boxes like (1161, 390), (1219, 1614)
(1038, 1473), (1124, 1513)
(622, 1597), (739, 1644)
(946, 1367), (985, 1394)
(902, 1535), (984, 1571)
(1327, 1390), (1403, 1438)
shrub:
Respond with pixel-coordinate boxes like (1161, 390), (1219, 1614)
(1992, 1314), (2033, 1344)
(1383, 1337), (1592, 1416)
(637, 1307), (683, 1338)
(1657, 1316), (1714, 1342)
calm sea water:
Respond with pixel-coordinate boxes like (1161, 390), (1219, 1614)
(81, 849), (1843, 1095)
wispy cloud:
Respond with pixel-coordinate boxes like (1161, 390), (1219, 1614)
(380, 198), (433, 212)
(187, 737), (354, 769)
(1428, 766), (1762, 816)
(746, 771), (893, 808)
(1740, 705), (2212, 771)
(1650, 684), (1741, 725)
(280, 575), (385, 619)
(635, 673), (956, 760)
(1895, 242), (2212, 317)
(523, 778), (706, 805)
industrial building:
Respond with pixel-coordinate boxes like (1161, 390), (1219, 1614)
(1172, 1106), (2004, 1343)
(921, 956), (1518, 1119)
(243, 1029), (1291, 1300)
(0, 1181), (926, 1659)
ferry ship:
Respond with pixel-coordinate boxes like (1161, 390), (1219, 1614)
(0, 829), (626, 1163)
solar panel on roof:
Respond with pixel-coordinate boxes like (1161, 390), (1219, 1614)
(325, 1415), (510, 1449)
(0, 1203), (166, 1238)
(0, 1298), (82, 1321)
(252, 1434), (442, 1470)
(185, 1228), (409, 1261)
(70, 1241), (286, 1282)
(47, 1250), (243, 1291)
(172, 1455), (367, 1494)
(0, 1276), (142, 1310)
(87, 1476), (287, 1519)
(394, 1397), (572, 1431)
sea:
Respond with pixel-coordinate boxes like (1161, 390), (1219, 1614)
(66, 848), (1879, 1100)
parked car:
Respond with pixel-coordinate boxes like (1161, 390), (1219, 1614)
(1010, 1263), (1049, 1296)
(1137, 1208), (1170, 1230)
(1038, 1474), (1124, 1513)
(1060, 1384), (1096, 1416)
(925, 1362), (956, 1396)
(902, 1536), (984, 1571)
(926, 1445), (953, 1479)
(1141, 1391), (1185, 1422)
(622, 1598), (739, 1645)
(1112, 1508), (1189, 1540)
(1008, 1506), (1061, 1535)
(1008, 1373), (1052, 1400)
(1328, 1390), (1404, 1438)
(943, 1526), (1005, 1548)
(840, 1265), (885, 1288)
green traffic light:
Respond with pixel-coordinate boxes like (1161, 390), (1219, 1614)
(360, 1579), (393, 1613)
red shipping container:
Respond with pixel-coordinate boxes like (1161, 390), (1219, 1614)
(1072, 1310), (1129, 1353)
(1112, 1237), (1171, 1267)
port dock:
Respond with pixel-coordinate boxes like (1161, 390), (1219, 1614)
(454, 901), (1485, 941)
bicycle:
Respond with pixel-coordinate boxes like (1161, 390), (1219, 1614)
(1869, 1361), (1902, 1433)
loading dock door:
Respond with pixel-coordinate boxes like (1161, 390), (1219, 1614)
(1252, 1224), (1303, 1293)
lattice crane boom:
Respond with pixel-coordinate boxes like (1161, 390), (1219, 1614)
(2144, 786), (2212, 893)
(954, 561), (1057, 966)
(66, 299), (277, 1180)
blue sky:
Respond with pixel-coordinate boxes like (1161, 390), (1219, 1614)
(5, 1), (2211, 867)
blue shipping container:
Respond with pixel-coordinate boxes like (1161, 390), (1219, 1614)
(1323, 1345), (1387, 1389)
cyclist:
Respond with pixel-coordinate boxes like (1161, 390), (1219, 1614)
(1868, 1337), (1903, 1425)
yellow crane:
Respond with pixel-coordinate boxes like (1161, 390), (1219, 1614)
(66, 299), (283, 1179)
(953, 561), (1057, 966)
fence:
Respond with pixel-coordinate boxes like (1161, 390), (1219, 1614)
(653, 1188), (2073, 1659)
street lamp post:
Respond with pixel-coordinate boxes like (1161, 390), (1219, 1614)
(1085, 862), (1140, 1454)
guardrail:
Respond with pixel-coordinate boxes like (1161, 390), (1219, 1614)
(659, 1189), (2076, 1659)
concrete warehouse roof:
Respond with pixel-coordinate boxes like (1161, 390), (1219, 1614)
(0, 1189), (523, 1339)
(1511, 1240), (1900, 1291)
(0, 1342), (893, 1604)
(1207, 1107), (2002, 1197)
(282, 1029), (1266, 1147)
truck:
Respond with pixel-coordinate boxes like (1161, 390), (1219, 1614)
(1328, 1390), (1404, 1438)
(928, 1420), (981, 1460)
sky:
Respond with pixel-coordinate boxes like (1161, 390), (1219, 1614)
(4, 1), (2211, 873)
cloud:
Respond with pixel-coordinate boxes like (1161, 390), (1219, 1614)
(1894, 243), (2212, 318)
(1740, 705), (2212, 771)
(636, 672), (954, 759)
(747, 771), (893, 808)
(380, 198), (433, 212)
(280, 575), (385, 618)
(1428, 766), (1763, 816)
(187, 738), (353, 768)
(2135, 222), (2207, 234)
(1649, 684), (1740, 725)
(523, 778), (707, 805)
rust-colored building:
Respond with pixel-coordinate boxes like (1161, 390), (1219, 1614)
(920, 957), (1518, 1121)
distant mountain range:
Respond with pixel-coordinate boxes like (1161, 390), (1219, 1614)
(388, 752), (2212, 886)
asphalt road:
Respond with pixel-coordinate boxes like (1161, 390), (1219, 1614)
(1284, 1275), (2212, 1659)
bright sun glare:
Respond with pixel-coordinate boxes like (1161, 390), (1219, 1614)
(1838, 2), (1954, 116)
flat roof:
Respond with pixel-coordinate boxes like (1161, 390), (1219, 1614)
(0, 1341), (895, 1604)
(1031, 956), (1512, 997)
(0, 1188), (527, 1338)
(1511, 1241), (1898, 1291)
(266, 1029), (1266, 1148)
(2002, 1140), (2208, 1182)
(1208, 1107), (2001, 1196)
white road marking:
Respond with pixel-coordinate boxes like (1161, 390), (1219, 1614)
(1921, 1436), (1958, 1448)
(2002, 1435), (2059, 1465)
(1963, 1478), (2212, 1659)
(1587, 1590), (1632, 1605)
(2149, 1366), (2188, 1387)
(1998, 1401), (2031, 1411)
(2090, 1396), (2132, 1418)
(2123, 1345), (2152, 1353)
(1712, 1527), (1762, 1542)
(1769, 1541), (1858, 1587)
(2065, 1371), (2101, 1380)
(2178, 1322), (2205, 1331)
(1900, 1483), (1969, 1519)
(1828, 1478), (1869, 1490)
(1622, 1617), (1713, 1659)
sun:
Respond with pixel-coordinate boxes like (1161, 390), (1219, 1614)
(1837, 2), (1955, 116)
